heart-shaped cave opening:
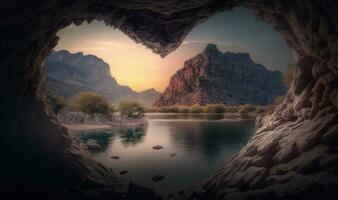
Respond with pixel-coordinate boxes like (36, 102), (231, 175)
(46, 6), (292, 196)
(1, 1), (337, 200)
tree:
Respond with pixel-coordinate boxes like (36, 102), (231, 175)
(190, 104), (204, 113)
(238, 104), (256, 113)
(46, 91), (67, 113)
(69, 92), (112, 115)
(118, 101), (145, 118)
(203, 104), (226, 113)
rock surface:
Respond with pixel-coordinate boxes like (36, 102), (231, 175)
(111, 156), (120, 160)
(154, 44), (286, 106)
(85, 139), (101, 149)
(0, 1), (338, 200)
(45, 50), (160, 106)
(152, 145), (164, 150)
(57, 111), (147, 127)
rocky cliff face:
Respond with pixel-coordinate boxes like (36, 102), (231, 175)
(45, 50), (160, 106)
(154, 44), (286, 106)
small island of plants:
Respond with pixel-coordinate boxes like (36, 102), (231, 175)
(46, 92), (147, 131)
(46, 91), (282, 131)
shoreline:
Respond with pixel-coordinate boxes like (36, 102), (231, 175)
(57, 111), (148, 132)
(145, 112), (258, 118)
(63, 124), (112, 131)
(64, 120), (148, 132)
(62, 112), (256, 132)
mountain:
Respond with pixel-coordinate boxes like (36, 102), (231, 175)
(44, 50), (160, 106)
(154, 44), (286, 106)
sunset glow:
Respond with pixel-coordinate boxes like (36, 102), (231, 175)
(55, 7), (294, 92)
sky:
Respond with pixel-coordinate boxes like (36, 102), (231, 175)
(55, 7), (295, 92)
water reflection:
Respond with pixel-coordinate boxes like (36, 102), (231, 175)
(166, 120), (254, 164)
(117, 126), (147, 147)
(145, 113), (226, 120)
(75, 130), (115, 152)
(71, 114), (255, 194)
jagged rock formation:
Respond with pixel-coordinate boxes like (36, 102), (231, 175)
(0, 1), (338, 200)
(154, 44), (286, 106)
(45, 50), (160, 106)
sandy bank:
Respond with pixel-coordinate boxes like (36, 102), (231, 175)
(63, 124), (112, 131)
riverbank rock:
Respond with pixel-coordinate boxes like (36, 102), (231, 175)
(85, 139), (101, 149)
(57, 111), (148, 127)
(152, 145), (164, 150)
(111, 156), (120, 160)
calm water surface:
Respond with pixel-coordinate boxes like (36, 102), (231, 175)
(72, 113), (255, 194)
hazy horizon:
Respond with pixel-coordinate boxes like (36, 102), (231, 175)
(55, 7), (294, 92)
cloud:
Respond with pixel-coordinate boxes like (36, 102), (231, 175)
(85, 39), (123, 48)
(68, 47), (110, 51)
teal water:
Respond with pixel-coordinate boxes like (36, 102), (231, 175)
(72, 113), (255, 194)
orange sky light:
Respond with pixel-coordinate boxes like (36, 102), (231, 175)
(54, 8), (294, 92)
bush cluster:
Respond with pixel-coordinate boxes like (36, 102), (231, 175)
(147, 103), (265, 114)
(118, 101), (145, 118)
(46, 91), (67, 113)
(46, 92), (148, 118)
(46, 91), (267, 117)
(68, 92), (113, 115)
(238, 104), (256, 113)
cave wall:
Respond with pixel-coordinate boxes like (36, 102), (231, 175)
(0, 0), (337, 199)
(176, 1), (338, 199)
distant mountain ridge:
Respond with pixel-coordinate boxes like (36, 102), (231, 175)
(45, 50), (160, 106)
(154, 44), (286, 106)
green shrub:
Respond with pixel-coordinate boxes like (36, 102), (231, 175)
(179, 106), (190, 113)
(46, 91), (67, 113)
(189, 104), (204, 113)
(227, 106), (239, 113)
(158, 106), (180, 113)
(239, 104), (256, 113)
(150, 104), (263, 114)
(203, 104), (226, 113)
(69, 92), (112, 115)
(118, 101), (145, 118)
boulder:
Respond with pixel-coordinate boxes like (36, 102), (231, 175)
(111, 156), (120, 159)
(85, 139), (101, 149)
(152, 145), (164, 150)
